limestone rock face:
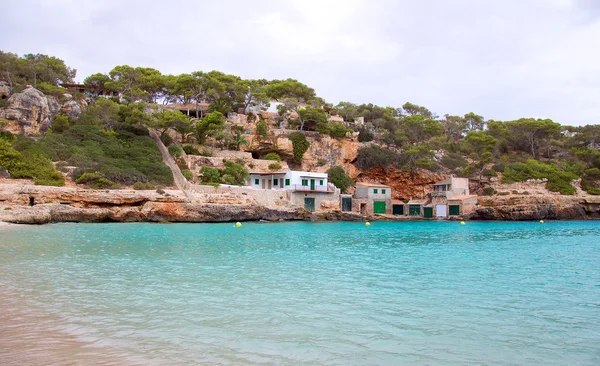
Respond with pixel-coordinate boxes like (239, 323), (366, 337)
(0, 81), (10, 98)
(0, 86), (55, 135)
(62, 99), (87, 120)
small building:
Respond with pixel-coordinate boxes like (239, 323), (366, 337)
(407, 198), (428, 216)
(431, 176), (476, 217)
(248, 170), (337, 212)
(392, 200), (405, 215)
(353, 183), (392, 215)
(60, 83), (120, 98)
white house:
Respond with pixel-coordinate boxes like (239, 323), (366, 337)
(431, 176), (476, 217)
(248, 170), (337, 212)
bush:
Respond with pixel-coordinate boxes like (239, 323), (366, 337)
(168, 144), (183, 158)
(181, 169), (193, 180)
(440, 153), (468, 170)
(0, 138), (65, 186)
(222, 161), (249, 185)
(263, 152), (281, 161)
(268, 163), (282, 170)
(200, 166), (221, 185)
(461, 166), (474, 176)
(356, 145), (398, 170)
(256, 121), (268, 138)
(182, 145), (201, 155)
(133, 182), (155, 190)
(156, 188), (165, 194)
(327, 165), (352, 192)
(319, 122), (351, 138)
(492, 162), (506, 172)
(288, 132), (310, 162)
(501, 159), (577, 195)
(317, 159), (327, 166)
(75, 171), (116, 189)
(498, 191), (510, 196)
(51, 114), (70, 133)
(482, 187), (496, 196)
(483, 169), (498, 177)
(357, 126), (374, 142)
(160, 133), (173, 146)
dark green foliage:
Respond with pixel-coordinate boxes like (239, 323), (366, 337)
(75, 172), (116, 189)
(268, 163), (282, 170)
(181, 169), (193, 180)
(37, 125), (172, 186)
(440, 153), (468, 170)
(356, 145), (399, 170)
(0, 134), (64, 186)
(501, 159), (577, 195)
(357, 126), (374, 142)
(317, 159), (327, 166)
(327, 165), (352, 193)
(492, 162), (506, 172)
(133, 182), (156, 190)
(288, 132), (310, 162)
(483, 169), (498, 177)
(200, 166), (221, 185)
(256, 120), (268, 138)
(263, 152), (281, 161)
(482, 187), (496, 196)
(182, 145), (201, 155)
(222, 161), (249, 185)
(50, 114), (70, 133)
(168, 144), (183, 158)
(317, 121), (351, 138)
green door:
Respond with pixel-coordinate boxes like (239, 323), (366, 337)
(373, 201), (386, 214)
(310, 179), (315, 191)
(341, 197), (352, 211)
(449, 205), (460, 216)
(304, 197), (315, 212)
(409, 204), (421, 216)
(423, 207), (433, 218)
(393, 204), (404, 215)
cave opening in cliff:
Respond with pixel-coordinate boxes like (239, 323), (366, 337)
(29, 197), (35, 206)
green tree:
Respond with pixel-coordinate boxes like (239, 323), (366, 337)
(400, 144), (434, 180)
(265, 79), (317, 131)
(151, 110), (190, 142)
(195, 111), (226, 144)
(505, 118), (561, 157)
(464, 112), (485, 131)
(19, 53), (76, 88)
(288, 132), (310, 161)
(398, 115), (442, 143)
(327, 165), (352, 192)
(440, 114), (467, 143)
(402, 102), (434, 118)
(50, 114), (70, 133)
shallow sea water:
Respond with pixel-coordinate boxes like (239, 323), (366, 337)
(1, 221), (599, 365)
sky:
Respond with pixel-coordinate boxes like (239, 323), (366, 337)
(2, 0), (600, 126)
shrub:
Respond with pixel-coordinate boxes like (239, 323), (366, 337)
(327, 165), (352, 192)
(492, 162), (506, 172)
(483, 169), (498, 177)
(501, 159), (577, 195)
(160, 133), (173, 146)
(51, 114), (70, 133)
(482, 187), (496, 196)
(0, 138), (65, 186)
(256, 121), (268, 138)
(75, 171), (116, 189)
(288, 132), (310, 162)
(498, 191), (510, 196)
(319, 122), (351, 138)
(200, 166), (221, 185)
(461, 166), (474, 176)
(133, 182), (155, 190)
(156, 188), (165, 194)
(317, 159), (327, 166)
(356, 145), (398, 170)
(357, 126), (374, 142)
(182, 145), (201, 155)
(268, 163), (282, 170)
(181, 169), (193, 180)
(168, 144), (183, 158)
(440, 153), (468, 170)
(263, 152), (281, 161)
(222, 161), (249, 185)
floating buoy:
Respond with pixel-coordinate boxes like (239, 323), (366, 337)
(539, 220), (544, 224)
(365, 222), (371, 227)
(460, 221), (466, 225)
(235, 222), (242, 227)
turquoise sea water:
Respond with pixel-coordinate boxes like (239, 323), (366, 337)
(1, 221), (599, 365)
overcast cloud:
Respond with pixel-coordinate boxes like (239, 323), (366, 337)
(3, 0), (600, 125)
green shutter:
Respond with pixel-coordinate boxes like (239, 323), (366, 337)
(373, 201), (386, 214)
(320, 180), (323, 185)
(285, 179), (290, 185)
(304, 198), (315, 212)
(423, 207), (433, 218)
(409, 205), (421, 216)
(254, 179), (259, 185)
(374, 188), (378, 194)
(449, 205), (460, 216)
(393, 204), (404, 215)
(382, 189), (386, 194)
(273, 179), (278, 185)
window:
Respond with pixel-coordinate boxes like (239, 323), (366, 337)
(273, 179), (278, 185)
(382, 189), (386, 194)
(254, 178), (259, 185)
(320, 180), (324, 185)
(285, 179), (290, 186)
(302, 179), (308, 186)
(373, 189), (378, 194)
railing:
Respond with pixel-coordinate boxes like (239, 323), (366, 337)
(431, 191), (448, 197)
(289, 184), (333, 193)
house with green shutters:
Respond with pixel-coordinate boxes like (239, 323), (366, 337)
(248, 170), (338, 212)
(353, 183), (392, 215)
(431, 176), (477, 217)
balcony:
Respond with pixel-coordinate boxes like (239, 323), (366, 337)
(289, 184), (334, 193)
(431, 191), (449, 198)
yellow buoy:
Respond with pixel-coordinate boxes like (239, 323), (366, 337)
(460, 221), (466, 225)
(235, 222), (242, 227)
(365, 222), (371, 227)
(539, 220), (544, 224)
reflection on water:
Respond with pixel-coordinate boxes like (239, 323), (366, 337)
(1, 221), (600, 365)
